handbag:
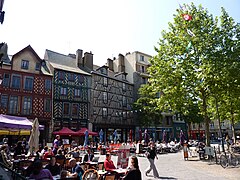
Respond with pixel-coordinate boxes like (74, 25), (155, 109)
(145, 151), (150, 158)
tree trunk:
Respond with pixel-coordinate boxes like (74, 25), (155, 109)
(202, 89), (210, 146)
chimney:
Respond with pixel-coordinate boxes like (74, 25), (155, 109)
(118, 53), (125, 72)
(83, 51), (93, 70)
(76, 49), (83, 67)
(107, 58), (113, 71)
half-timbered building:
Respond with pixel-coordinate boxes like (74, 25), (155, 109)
(0, 45), (53, 142)
(44, 49), (91, 132)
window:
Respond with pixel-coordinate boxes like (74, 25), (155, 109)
(35, 62), (41, 71)
(72, 103), (78, 116)
(103, 77), (108, 86)
(123, 96), (127, 107)
(60, 87), (67, 95)
(141, 66), (145, 73)
(68, 73), (75, 81)
(11, 75), (21, 89)
(140, 55), (144, 61)
(63, 103), (70, 115)
(122, 83), (126, 91)
(8, 96), (18, 114)
(78, 75), (84, 84)
(22, 97), (32, 115)
(0, 94), (8, 108)
(45, 79), (51, 91)
(74, 88), (81, 97)
(2, 73), (10, 87)
(177, 114), (181, 121)
(103, 108), (107, 117)
(103, 92), (107, 103)
(21, 60), (29, 69)
(44, 99), (51, 112)
(59, 71), (65, 80)
(193, 123), (196, 129)
(24, 77), (34, 90)
(221, 122), (225, 127)
(210, 122), (214, 128)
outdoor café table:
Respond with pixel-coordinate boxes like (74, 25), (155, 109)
(113, 168), (127, 175)
(85, 161), (98, 167)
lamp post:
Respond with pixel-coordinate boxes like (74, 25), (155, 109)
(0, 0), (5, 24)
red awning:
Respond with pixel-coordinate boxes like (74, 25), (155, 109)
(53, 127), (77, 136)
(76, 128), (98, 136)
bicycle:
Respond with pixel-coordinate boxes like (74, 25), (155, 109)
(219, 151), (239, 168)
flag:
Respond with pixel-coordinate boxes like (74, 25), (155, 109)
(182, 14), (192, 21)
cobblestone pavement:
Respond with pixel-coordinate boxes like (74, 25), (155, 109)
(137, 151), (240, 180)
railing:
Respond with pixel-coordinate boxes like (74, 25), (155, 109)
(0, 162), (26, 180)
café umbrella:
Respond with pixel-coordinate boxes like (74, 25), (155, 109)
(28, 118), (40, 155)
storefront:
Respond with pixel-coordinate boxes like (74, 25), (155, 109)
(190, 130), (205, 140)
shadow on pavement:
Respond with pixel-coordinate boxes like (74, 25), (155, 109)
(147, 174), (177, 179)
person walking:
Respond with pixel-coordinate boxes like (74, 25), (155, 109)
(145, 142), (159, 178)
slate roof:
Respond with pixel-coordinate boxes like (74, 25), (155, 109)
(44, 49), (90, 75)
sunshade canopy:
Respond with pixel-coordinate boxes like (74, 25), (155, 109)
(53, 127), (77, 136)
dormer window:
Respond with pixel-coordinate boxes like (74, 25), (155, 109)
(35, 62), (41, 71)
(21, 60), (29, 69)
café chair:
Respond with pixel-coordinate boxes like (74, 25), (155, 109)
(104, 171), (118, 180)
(82, 169), (99, 180)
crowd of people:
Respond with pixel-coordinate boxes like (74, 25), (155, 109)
(1, 134), (166, 179)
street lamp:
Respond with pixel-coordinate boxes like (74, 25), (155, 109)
(0, 0), (5, 24)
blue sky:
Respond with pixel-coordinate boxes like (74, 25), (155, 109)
(1, 0), (240, 66)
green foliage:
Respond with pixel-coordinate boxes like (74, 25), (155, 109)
(134, 84), (163, 126)
(138, 3), (240, 144)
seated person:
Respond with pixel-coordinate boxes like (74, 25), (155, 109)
(70, 147), (80, 158)
(104, 153), (116, 171)
(55, 149), (66, 160)
(67, 158), (84, 179)
(29, 160), (53, 180)
(43, 148), (54, 160)
(45, 156), (61, 176)
(123, 156), (142, 180)
(0, 144), (12, 168)
(83, 149), (94, 162)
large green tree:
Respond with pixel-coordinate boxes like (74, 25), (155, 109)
(142, 3), (240, 146)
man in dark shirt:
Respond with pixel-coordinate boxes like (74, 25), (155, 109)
(83, 149), (94, 162)
(45, 156), (61, 176)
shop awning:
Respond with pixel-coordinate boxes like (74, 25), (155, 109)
(0, 114), (44, 130)
(0, 130), (30, 135)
